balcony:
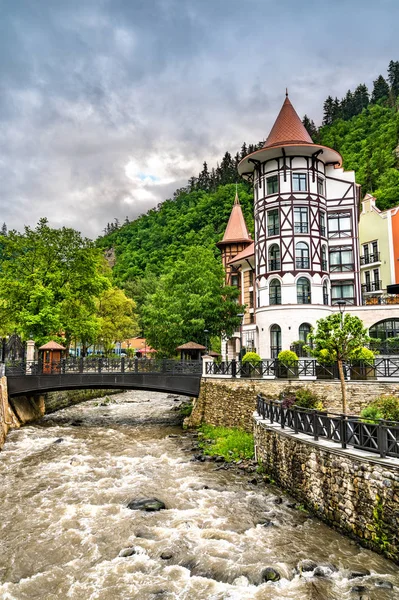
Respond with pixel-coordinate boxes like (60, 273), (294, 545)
(268, 226), (279, 236)
(330, 263), (355, 272)
(269, 260), (281, 271)
(295, 258), (310, 269)
(362, 281), (382, 293)
(360, 252), (380, 265)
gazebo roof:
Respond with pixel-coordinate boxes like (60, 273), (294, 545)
(39, 341), (66, 351)
(176, 341), (206, 351)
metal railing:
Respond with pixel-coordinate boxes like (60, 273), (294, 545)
(5, 357), (203, 377)
(256, 395), (399, 459)
(205, 358), (399, 379)
(360, 252), (380, 265)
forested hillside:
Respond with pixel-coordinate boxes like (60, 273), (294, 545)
(99, 60), (399, 286)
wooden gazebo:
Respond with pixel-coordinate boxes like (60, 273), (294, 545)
(176, 341), (206, 361)
(39, 341), (66, 374)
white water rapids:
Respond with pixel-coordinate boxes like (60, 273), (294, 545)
(0, 391), (398, 599)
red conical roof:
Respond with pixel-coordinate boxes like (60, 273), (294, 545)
(217, 191), (252, 246)
(263, 94), (313, 148)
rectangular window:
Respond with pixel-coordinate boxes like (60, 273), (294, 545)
(332, 281), (355, 304)
(328, 212), (351, 237)
(294, 207), (309, 233)
(266, 175), (278, 194)
(249, 291), (254, 308)
(249, 312), (255, 324)
(317, 177), (324, 195)
(373, 268), (381, 290)
(329, 247), (354, 272)
(249, 270), (254, 287)
(267, 209), (279, 236)
(231, 274), (239, 287)
(320, 211), (326, 236)
(293, 173), (307, 192)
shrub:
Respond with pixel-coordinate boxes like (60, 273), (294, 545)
(242, 351), (261, 364)
(279, 387), (323, 410)
(198, 424), (254, 461)
(316, 348), (337, 364)
(350, 346), (376, 363)
(360, 395), (399, 423)
(277, 349), (298, 365)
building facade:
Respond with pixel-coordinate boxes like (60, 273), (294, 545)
(220, 94), (399, 359)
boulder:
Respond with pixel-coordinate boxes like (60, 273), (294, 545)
(160, 552), (173, 560)
(118, 547), (136, 557)
(297, 559), (317, 573)
(261, 567), (281, 582)
(374, 580), (393, 589)
(127, 498), (166, 512)
(349, 569), (370, 579)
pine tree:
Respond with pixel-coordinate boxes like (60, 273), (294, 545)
(302, 115), (318, 140)
(371, 75), (390, 103)
(1, 222), (7, 236)
(388, 60), (399, 99)
(323, 96), (334, 125)
(332, 97), (342, 121)
(240, 142), (248, 159)
(198, 161), (210, 191)
(353, 84), (369, 115)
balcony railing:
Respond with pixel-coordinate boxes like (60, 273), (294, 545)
(364, 294), (399, 305)
(330, 263), (355, 272)
(297, 294), (311, 304)
(269, 260), (281, 271)
(256, 395), (399, 459)
(360, 252), (380, 265)
(295, 258), (310, 269)
(294, 224), (308, 234)
(362, 281), (382, 293)
(320, 226), (326, 236)
(268, 226), (279, 236)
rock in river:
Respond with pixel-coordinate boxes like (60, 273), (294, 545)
(261, 567), (281, 582)
(127, 498), (166, 512)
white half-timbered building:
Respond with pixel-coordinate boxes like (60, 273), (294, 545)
(220, 93), (399, 359)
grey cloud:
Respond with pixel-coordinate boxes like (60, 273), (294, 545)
(0, 0), (398, 237)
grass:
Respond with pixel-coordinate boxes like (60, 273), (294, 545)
(198, 424), (255, 462)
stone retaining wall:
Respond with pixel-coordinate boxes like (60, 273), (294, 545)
(187, 378), (399, 432)
(254, 417), (399, 563)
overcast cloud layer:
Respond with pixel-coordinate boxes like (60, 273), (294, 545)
(0, 0), (398, 238)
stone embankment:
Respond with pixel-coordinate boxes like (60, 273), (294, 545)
(254, 417), (399, 563)
(187, 378), (399, 432)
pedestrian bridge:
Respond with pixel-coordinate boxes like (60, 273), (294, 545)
(4, 358), (202, 398)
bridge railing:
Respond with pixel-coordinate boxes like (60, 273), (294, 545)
(256, 394), (399, 459)
(4, 357), (203, 377)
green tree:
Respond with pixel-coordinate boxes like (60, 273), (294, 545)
(141, 246), (244, 357)
(323, 96), (334, 125)
(388, 60), (399, 99)
(96, 288), (139, 355)
(302, 115), (318, 140)
(0, 218), (110, 346)
(308, 313), (370, 413)
(371, 75), (390, 104)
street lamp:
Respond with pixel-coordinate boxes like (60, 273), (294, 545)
(237, 313), (245, 360)
(203, 329), (209, 354)
(337, 301), (346, 325)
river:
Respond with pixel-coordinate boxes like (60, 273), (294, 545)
(0, 391), (398, 600)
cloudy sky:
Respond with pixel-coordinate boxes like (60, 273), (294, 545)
(0, 0), (398, 238)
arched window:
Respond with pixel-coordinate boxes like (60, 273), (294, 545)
(295, 242), (309, 269)
(269, 279), (281, 305)
(269, 244), (280, 271)
(299, 323), (311, 343)
(369, 319), (399, 341)
(270, 324), (281, 358)
(323, 281), (329, 305)
(297, 277), (311, 304)
(321, 245), (327, 271)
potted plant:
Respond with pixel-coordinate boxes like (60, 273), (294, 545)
(241, 351), (261, 378)
(349, 347), (376, 380)
(277, 349), (299, 379)
(314, 348), (337, 380)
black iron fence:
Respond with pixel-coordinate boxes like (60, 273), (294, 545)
(206, 358), (399, 380)
(5, 357), (202, 377)
(256, 394), (399, 459)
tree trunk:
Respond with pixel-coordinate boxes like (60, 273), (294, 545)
(337, 359), (347, 414)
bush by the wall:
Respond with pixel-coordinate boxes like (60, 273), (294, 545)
(242, 351), (261, 364)
(277, 350), (298, 365)
(360, 395), (399, 423)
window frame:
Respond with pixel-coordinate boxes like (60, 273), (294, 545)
(292, 172), (308, 192)
(268, 243), (281, 271)
(297, 277), (311, 304)
(294, 207), (309, 234)
(269, 278), (281, 305)
(295, 241), (310, 269)
(266, 175), (278, 195)
(267, 208), (280, 236)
